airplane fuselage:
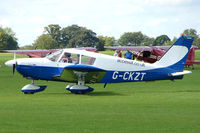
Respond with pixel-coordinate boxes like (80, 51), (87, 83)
(10, 49), (182, 84)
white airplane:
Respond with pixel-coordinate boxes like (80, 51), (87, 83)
(5, 35), (194, 94)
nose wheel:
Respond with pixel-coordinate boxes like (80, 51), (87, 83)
(21, 80), (46, 94)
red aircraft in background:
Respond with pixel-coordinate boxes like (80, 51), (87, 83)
(1, 49), (58, 58)
(106, 45), (200, 69)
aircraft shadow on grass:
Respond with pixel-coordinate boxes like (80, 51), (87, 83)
(40, 91), (123, 96)
(87, 91), (124, 96)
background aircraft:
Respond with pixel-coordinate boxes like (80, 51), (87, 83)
(5, 35), (194, 94)
(106, 45), (199, 69)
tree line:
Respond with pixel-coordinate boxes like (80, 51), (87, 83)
(1, 24), (200, 50)
(30, 25), (200, 50)
(0, 27), (18, 50)
(32, 24), (104, 51)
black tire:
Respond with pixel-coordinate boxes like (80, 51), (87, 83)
(24, 92), (34, 94)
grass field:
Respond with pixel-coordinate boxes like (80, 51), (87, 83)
(0, 51), (200, 133)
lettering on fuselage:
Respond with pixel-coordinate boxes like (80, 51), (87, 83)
(112, 71), (146, 81)
(117, 59), (145, 67)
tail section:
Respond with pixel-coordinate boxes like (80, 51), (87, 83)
(155, 35), (194, 71)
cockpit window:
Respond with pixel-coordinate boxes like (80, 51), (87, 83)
(60, 53), (79, 64)
(46, 50), (63, 62)
(81, 55), (96, 65)
(59, 52), (96, 65)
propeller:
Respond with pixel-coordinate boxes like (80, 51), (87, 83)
(12, 63), (18, 75)
(12, 53), (17, 75)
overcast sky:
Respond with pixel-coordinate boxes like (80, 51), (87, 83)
(0, 0), (200, 46)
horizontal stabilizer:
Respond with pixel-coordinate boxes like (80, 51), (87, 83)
(170, 70), (192, 77)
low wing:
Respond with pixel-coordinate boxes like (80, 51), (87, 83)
(53, 64), (106, 83)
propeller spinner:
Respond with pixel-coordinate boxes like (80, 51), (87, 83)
(5, 53), (17, 75)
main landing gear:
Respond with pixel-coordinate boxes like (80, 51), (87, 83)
(21, 80), (47, 94)
(21, 71), (94, 95)
(66, 71), (94, 94)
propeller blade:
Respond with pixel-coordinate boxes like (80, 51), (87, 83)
(12, 64), (16, 75)
(12, 61), (17, 75)
(12, 53), (17, 75)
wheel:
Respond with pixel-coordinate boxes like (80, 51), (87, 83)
(24, 92), (34, 94)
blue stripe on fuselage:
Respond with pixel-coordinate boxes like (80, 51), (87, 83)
(16, 65), (63, 80)
(16, 65), (183, 83)
(100, 67), (182, 83)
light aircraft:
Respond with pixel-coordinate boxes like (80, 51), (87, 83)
(5, 35), (194, 94)
(106, 43), (199, 69)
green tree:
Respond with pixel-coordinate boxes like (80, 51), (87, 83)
(61, 25), (86, 48)
(0, 27), (18, 50)
(44, 24), (61, 43)
(20, 45), (35, 50)
(153, 35), (170, 46)
(62, 25), (99, 48)
(183, 28), (197, 36)
(41, 24), (102, 49)
(183, 28), (200, 46)
(98, 36), (106, 45)
(142, 35), (155, 46)
(3, 27), (17, 41)
(59, 25), (81, 48)
(96, 36), (105, 51)
(118, 32), (145, 46)
(165, 37), (177, 46)
(98, 36), (115, 46)
(33, 34), (58, 49)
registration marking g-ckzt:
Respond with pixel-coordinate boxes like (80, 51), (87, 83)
(112, 71), (146, 81)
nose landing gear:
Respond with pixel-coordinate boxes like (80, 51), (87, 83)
(21, 80), (46, 94)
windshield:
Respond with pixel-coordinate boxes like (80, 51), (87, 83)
(59, 53), (80, 64)
(46, 50), (63, 62)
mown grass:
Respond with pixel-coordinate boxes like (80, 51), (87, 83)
(0, 51), (200, 133)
